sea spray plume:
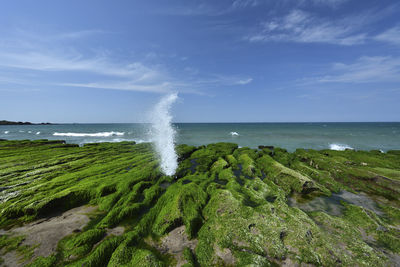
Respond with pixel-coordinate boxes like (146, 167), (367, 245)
(329, 143), (354, 151)
(150, 92), (178, 176)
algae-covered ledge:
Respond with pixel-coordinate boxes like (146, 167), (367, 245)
(0, 139), (399, 266)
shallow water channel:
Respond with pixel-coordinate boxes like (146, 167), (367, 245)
(288, 190), (383, 216)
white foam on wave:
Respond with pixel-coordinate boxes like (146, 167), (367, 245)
(19, 130), (25, 133)
(111, 138), (150, 143)
(36, 131), (41, 135)
(4, 131), (9, 134)
(133, 139), (150, 144)
(329, 143), (354, 151)
(150, 92), (178, 176)
(53, 131), (125, 137)
(230, 131), (239, 136)
(28, 131), (32, 133)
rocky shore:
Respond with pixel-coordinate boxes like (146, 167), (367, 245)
(0, 140), (399, 266)
(0, 120), (52, 125)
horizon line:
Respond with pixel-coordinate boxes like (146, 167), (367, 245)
(3, 121), (399, 124)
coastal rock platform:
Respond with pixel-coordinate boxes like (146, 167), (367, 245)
(0, 140), (399, 266)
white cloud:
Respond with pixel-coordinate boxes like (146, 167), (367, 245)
(317, 56), (400, 83)
(305, 0), (348, 7)
(375, 25), (400, 45)
(236, 78), (253, 85)
(0, 48), (252, 93)
(231, 0), (260, 9)
(0, 51), (164, 79)
(156, 0), (350, 17)
(60, 81), (173, 93)
(60, 73), (252, 94)
(0, 29), (178, 93)
(246, 9), (367, 45)
(154, 3), (220, 16)
(0, 29), (252, 94)
(54, 30), (105, 40)
(184, 74), (253, 87)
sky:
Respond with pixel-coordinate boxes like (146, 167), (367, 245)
(0, 0), (400, 123)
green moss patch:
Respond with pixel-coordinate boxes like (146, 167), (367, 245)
(0, 140), (399, 266)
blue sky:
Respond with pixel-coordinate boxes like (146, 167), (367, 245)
(1, 0), (400, 122)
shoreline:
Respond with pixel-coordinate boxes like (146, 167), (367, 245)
(2, 122), (400, 152)
(0, 138), (398, 153)
(0, 120), (54, 126)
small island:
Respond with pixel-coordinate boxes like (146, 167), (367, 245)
(0, 120), (53, 125)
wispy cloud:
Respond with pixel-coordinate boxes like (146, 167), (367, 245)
(317, 56), (400, 83)
(0, 29), (252, 94)
(375, 25), (400, 45)
(156, 0), (349, 17)
(231, 0), (260, 9)
(59, 73), (252, 94)
(154, 3), (221, 16)
(60, 81), (174, 93)
(0, 51), (164, 79)
(0, 46), (175, 94)
(235, 78), (253, 85)
(243, 3), (400, 46)
(54, 30), (106, 40)
(304, 0), (348, 7)
(0, 28), (106, 48)
(182, 74), (253, 87)
(245, 9), (367, 45)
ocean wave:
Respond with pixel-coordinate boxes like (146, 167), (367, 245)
(329, 144), (354, 151)
(4, 131), (9, 134)
(53, 131), (125, 137)
(134, 139), (151, 144)
(36, 131), (41, 135)
(111, 138), (150, 143)
(230, 132), (239, 136)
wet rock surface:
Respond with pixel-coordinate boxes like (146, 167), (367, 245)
(288, 190), (384, 216)
(148, 225), (198, 267)
(0, 205), (97, 266)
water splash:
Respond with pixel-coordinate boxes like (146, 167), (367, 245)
(329, 143), (353, 151)
(150, 93), (178, 176)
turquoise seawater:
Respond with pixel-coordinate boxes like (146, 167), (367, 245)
(0, 123), (399, 152)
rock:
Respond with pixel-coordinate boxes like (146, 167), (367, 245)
(258, 145), (274, 150)
(376, 225), (388, 232)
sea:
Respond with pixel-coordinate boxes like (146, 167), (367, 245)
(0, 122), (399, 152)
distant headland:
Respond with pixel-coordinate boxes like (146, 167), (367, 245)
(0, 120), (53, 125)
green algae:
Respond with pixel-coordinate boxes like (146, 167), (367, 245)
(0, 234), (37, 263)
(0, 140), (399, 266)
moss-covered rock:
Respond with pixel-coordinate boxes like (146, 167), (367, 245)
(0, 140), (399, 266)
